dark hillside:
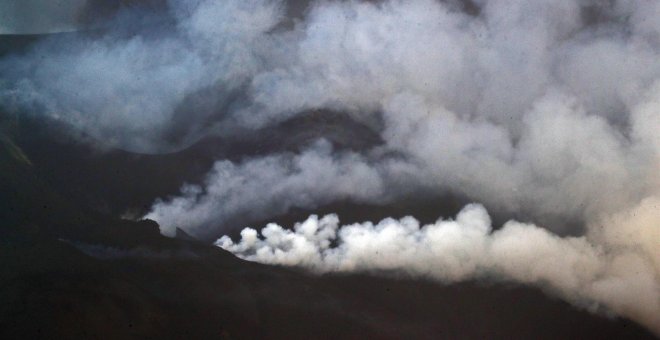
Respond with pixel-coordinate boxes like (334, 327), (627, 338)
(0, 118), (656, 339)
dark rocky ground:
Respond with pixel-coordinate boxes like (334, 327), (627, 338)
(0, 113), (657, 339)
(1, 25), (658, 339)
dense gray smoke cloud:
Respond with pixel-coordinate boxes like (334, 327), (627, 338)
(1, 0), (659, 334)
(1, 0), (283, 151)
(139, 0), (660, 233)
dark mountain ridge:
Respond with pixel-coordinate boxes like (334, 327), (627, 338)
(0, 115), (656, 339)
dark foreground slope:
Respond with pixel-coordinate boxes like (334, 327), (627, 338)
(0, 130), (657, 339)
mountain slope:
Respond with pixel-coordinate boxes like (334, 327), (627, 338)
(0, 126), (657, 339)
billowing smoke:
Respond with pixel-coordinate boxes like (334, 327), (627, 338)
(218, 199), (660, 334)
(1, 0), (284, 152)
(1, 0), (659, 335)
(146, 140), (421, 238)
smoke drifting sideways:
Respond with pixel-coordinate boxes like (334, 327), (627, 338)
(1, 0), (659, 334)
(218, 200), (660, 335)
(140, 0), (660, 235)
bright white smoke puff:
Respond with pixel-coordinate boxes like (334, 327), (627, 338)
(146, 1), (660, 331)
(141, 0), (659, 236)
(2, 0), (660, 335)
(218, 200), (660, 334)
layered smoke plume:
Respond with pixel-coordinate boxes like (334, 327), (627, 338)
(1, 0), (659, 334)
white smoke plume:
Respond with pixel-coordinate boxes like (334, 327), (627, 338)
(3, 0), (655, 230)
(146, 140), (419, 238)
(2, 0), (659, 335)
(1, 0), (284, 152)
(218, 200), (660, 334)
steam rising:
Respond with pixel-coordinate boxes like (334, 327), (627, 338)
(218, 199), (660, 333)
(1, 0), (659, 334)
(147, 140), (416, 239)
